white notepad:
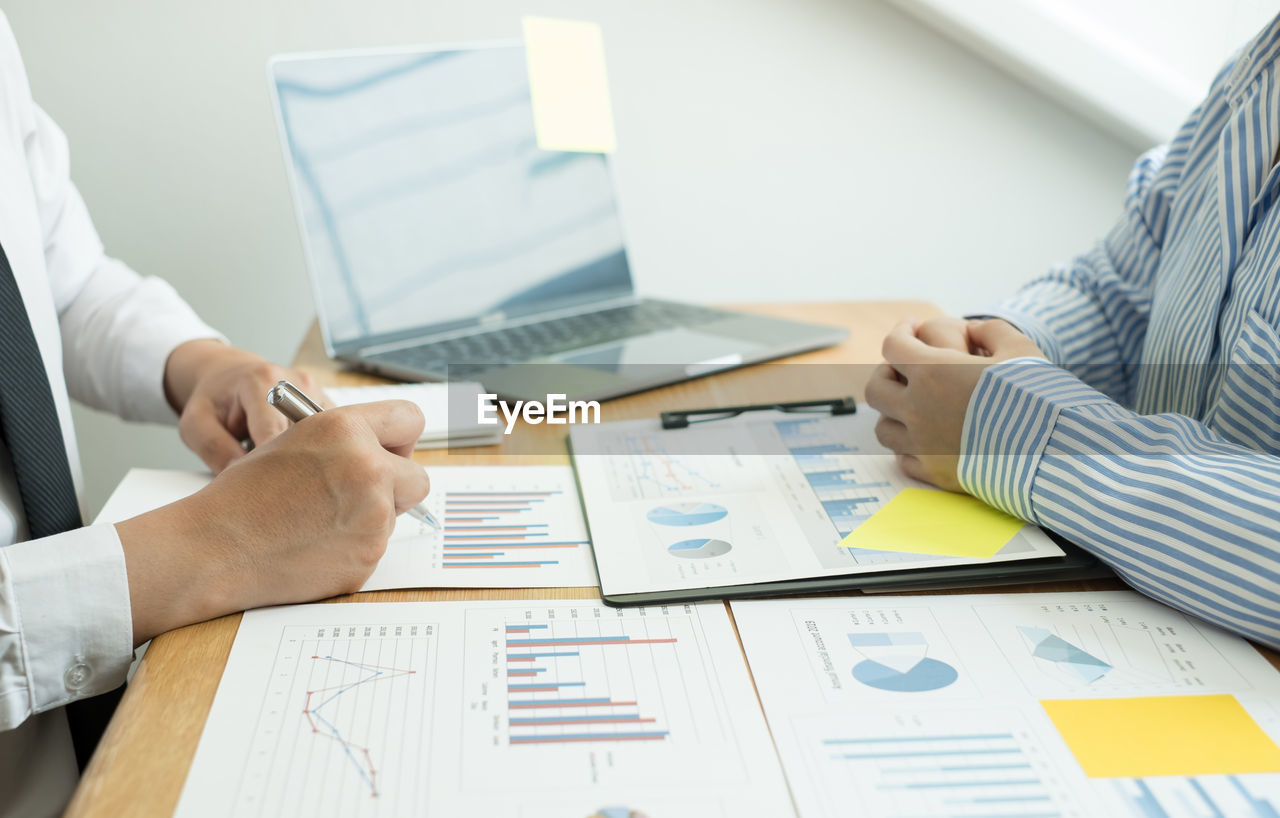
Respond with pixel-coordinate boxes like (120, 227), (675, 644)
(326, 381), (502, 449)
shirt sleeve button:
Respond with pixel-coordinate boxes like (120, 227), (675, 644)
(64, 662), (93, 692)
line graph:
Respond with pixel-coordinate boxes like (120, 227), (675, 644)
(302, 655), (418, 797)
(226, 623), (438, 817)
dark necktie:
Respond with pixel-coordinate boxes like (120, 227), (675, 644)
(0, 239), (122, 770)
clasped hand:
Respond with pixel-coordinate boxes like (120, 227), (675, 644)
(864, 316), (1045, 491)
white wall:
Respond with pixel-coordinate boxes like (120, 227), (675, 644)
(1, 0), (1142, 513)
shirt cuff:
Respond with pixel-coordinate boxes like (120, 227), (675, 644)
(958, 358), (1113, 522)
(0, 524), (133, 725)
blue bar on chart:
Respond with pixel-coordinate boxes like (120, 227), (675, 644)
(821, 731), (1061, 818)
(441, 490), (587, 569)
(1115, 775), (1280, 818)
(503, 623), (672, 745)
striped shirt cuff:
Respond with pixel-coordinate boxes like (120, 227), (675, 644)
(959, 358), (1114, 522)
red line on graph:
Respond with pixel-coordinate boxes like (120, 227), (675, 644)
(303, 656), (416, 798)
(442, 527), (537, 532)
(446, 500), (536, 505)
(510, 735), (667, 744)
(507, 656), (536, 661)
(511, 717), (657, 726)
(442, 564), (543, 569)
(509, 700), (638, 709)
(506, 638), (678, 647)
(443, 544), (580, 549)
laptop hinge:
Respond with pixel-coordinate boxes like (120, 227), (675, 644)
(357, 293), (641, 357)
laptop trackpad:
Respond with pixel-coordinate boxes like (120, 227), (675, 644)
(551, 329), (761, 374)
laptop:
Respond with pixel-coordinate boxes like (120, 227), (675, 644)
(268, 43), (846, 401)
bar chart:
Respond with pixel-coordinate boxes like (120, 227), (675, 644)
(459, 603), (766, 795)
(774, 417), (896, 536)
(794, 711), (1081, 818)
(441, 487), (587, 570)
(370, 465), (598, 589)
(505, 623), (673, 745)
(1113, 775), (1280, 818)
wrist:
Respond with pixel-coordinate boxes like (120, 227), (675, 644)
(115, 491), (237, 644)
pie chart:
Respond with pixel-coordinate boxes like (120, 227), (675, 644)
(851, 657), (958, 692)
(667, 538), (733, 559)
(646, 503), (729, 527)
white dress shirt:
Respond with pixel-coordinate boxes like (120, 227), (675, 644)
(0, 13), (223, 816)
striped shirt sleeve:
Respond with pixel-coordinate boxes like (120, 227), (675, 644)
(981, 143), (1170, 406)
(960, 358), (1280, 650)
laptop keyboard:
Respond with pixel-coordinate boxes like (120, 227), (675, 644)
(369, 301), (726, 377)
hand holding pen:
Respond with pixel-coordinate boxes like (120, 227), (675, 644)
(267, 380), (441, 530)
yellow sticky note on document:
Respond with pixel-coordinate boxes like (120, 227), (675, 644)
(1042, 695), (1280, 777)
(839, 487), (1023, 559)
(523, 16), (617, 153)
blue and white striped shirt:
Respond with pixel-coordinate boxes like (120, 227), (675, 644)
(961, 15), (1280, 650)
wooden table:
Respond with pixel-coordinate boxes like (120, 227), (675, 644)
(66, 301), (1280, 817)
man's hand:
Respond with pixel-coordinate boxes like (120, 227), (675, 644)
(912, 315), (977, 353)
(864, 318), (1045, 491)
(164, 339), (328, 473)
(116, 401), (429, 644)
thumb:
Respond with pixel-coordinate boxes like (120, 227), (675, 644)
(967, 319), (1027, 355)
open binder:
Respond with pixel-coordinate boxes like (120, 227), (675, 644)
(567, 398), (1111, 606)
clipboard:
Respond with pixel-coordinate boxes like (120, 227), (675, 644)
(567, 398), (1111, 607)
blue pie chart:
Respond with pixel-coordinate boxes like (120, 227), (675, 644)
(851, 658), (958, 692)
(668, 538), (733, 559)
(646, 503), (729, 526)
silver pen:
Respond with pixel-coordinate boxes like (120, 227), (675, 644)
(266, 380), (441, 530)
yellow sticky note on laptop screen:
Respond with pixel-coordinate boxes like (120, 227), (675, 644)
(1042, 695), (1280, 777)
(523, 16), (617, 153)
(839, 487), (1023, 559)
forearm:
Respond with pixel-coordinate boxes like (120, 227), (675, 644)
(114, 494), (234, 645)
(962, 360), (1280, 649)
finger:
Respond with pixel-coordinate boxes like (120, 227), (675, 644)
(863, 363), (907, 417)
(243, 384), (291, 446)
(881, 320), (937, 378)
(386, 456), (431, 515)
(874, 416), (909, 453)
(966, 319), (1026, 355)
(915, 318), (969, 353)
(178, 399), (247, 474)
(343, 400), (426, 457)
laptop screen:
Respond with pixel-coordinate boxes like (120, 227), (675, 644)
(270, 44), (634, 350)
